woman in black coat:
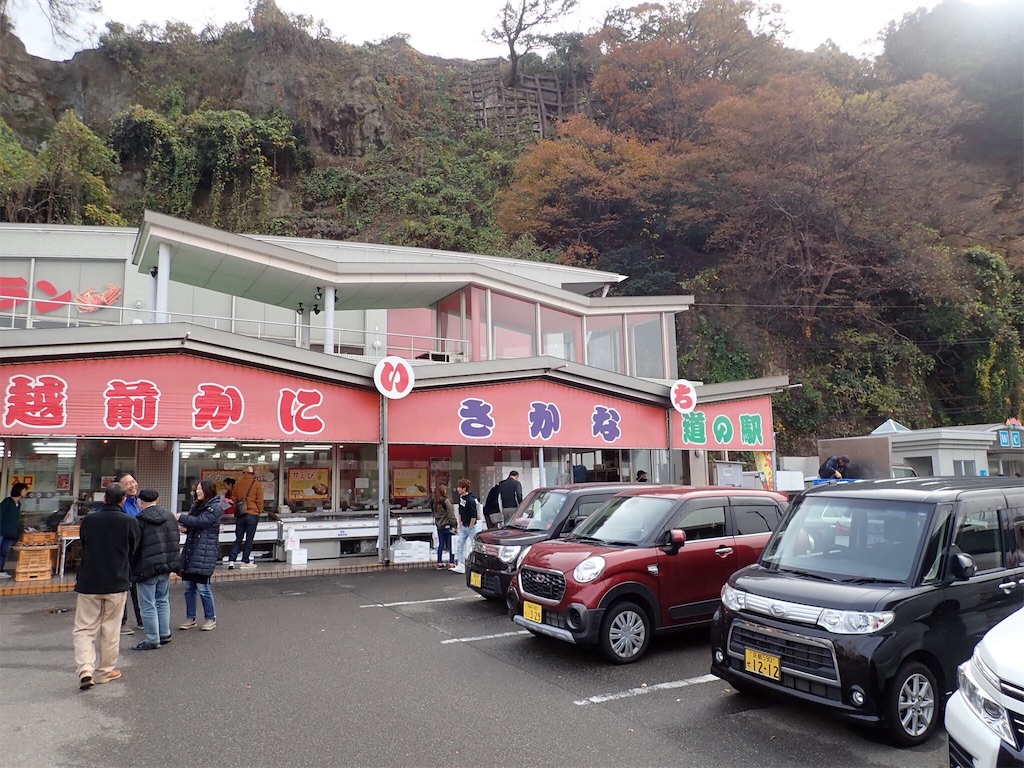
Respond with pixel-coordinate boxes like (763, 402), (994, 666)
(175, 478), (222, 631)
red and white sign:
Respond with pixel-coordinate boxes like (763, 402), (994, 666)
(373, 356), (415, 400)
(670, 379), (697, 414)
(0, 356), (380, 442)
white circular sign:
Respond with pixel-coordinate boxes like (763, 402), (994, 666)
(373, 356), (415, 399)
(670, 379), (697, 414)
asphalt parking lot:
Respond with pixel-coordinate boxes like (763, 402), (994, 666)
(0, 569), (947, 768)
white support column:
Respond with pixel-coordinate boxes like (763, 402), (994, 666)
(156, 243), (172, 323)
(324, 286), (336, 355)
(148, 268), (158, 323)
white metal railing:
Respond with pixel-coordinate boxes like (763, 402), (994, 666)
(0, 294), (471, 362)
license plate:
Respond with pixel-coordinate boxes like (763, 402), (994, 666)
(469, 571), (482, 588)
(744, 648), (781, 681)
(523, 600), (543, 623)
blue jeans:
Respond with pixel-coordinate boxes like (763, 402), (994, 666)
(137, 574), (171, 644)
(183, 579), (215, 621)
(456, 525), (475, 565)
(229, 514), (259, 563)
(436, 526), (454, 564)
(0, 537), (15, 571)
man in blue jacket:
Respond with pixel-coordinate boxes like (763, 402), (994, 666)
(115, 471), (144, 633)
(73, 483), (140, 690)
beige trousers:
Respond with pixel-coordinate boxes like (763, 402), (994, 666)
(72, 592), (127, 678)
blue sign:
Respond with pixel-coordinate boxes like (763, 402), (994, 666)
(1013, 431), (1022, 449)
(998, 430), (1010, 447)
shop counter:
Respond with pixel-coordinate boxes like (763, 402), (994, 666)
(276, 513), (435, 560)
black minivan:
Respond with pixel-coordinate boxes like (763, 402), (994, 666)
(710, 477), (1024, 747)
(466, 483), (649, 600)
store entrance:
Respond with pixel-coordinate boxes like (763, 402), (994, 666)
(567, 450), (626, 484)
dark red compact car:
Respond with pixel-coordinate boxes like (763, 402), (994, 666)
(507, 486), (788, 664)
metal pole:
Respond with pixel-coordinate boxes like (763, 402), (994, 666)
(170, 440), (181, 513)
(538, 444), (546, 486)
(377, 397), (389, 563)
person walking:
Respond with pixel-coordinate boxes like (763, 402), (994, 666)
(227, 466), (263, 569)
(72, 482), (140, 690)
(115, 471), (144, 635)
(451, 478), (479, 575)
(132, 489), (182, 651)
(497, 471), (524, 524)
(432, 484), (457, 570)
(0, 482), (28, 579)
(175, 479), (221, 631)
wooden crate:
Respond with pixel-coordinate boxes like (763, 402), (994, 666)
(20, 531), (58, 546)
(58, 524), (81, 538)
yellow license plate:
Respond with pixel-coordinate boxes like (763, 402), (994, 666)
(744, 648), (781, 681)
(469, 571), (482, 588)
(523, 600), (543, 623)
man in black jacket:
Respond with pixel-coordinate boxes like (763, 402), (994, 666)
(497, 471), (524, 524)
(132, 489), (182, 651)
(72, 483), (140, 690)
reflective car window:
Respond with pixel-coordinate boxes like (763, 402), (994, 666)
(573, 495), (675, 545)
(732, 503), (782, 535)
(762, 497), (933, 583)
(507, 490), (568, 532)
(954, 506), (1004, 572)
(571, 497), (610, 521)
(680, 505), (726, 540)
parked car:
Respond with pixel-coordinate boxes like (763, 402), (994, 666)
(466, 483), (649, 600)
(945, 608), (1024, 768)
(710, 477), (1024, 747)
(507, 486), (789, 664)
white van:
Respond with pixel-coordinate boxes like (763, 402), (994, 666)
(945, 607), (1024, 767)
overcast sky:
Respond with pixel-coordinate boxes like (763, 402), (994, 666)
(9, 0), (999, 63)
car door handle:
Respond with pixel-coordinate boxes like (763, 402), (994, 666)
(714, 546), (734, 558)
(997, 581), (1017, 592)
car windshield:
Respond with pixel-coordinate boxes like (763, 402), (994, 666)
(761, 496), (935, 584)
(506, 490), (568, 532)
(571, 495), (675, 545)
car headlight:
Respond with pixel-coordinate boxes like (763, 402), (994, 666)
(516, 545), (532, 568)
(816, 609), (894, 634)
(958, 656), (1015, 746)
(573, 556), (606, 583)
(498, 545), (521, 564)
(721, 583), (746, 612)
(472, 539), (486, 555)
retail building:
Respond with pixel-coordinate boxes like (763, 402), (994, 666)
(0, 212), (788, 560)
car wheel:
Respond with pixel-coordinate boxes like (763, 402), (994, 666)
(598, 601), (650, 664)
(886, 661), (939, 747)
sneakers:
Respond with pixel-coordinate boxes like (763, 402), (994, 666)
(159, 636), (172, 645)
(436, 563), (446, 570)
(0, 572), (11, 579)
(447, 562), (457, 570)
(201, 619), (217, 631)
(179, 617), (197, 630)
(227, 560), (238, 569)
(96, 668), (122, 684)
(132, 640), (159, 651)
(450, 564), (465, 574)
(79, 673), (94, 690)
(239, 561), (257, 570)
(120, 625), (134, 635)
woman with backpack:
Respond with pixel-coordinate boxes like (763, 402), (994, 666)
(432, 484), (457, 570)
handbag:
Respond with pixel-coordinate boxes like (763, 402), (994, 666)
(234, 477), (257, 517)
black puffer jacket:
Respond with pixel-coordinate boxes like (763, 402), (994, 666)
(179, 497), (222, 577)
(133, 504), (182, 581)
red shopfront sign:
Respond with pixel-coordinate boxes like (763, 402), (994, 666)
(670, 397), (775, 452)
(0, 356), (380, 442)
(389, 381), (670, 449)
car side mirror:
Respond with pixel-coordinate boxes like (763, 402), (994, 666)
(563, 517), (579, 533)
(951, 552), (977, 580)
(663, 528), (686, 555)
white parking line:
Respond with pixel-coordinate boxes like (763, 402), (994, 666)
(359, 596), (475, 608)
(573, 674), (718, 705)
(441, 630), (530, 644)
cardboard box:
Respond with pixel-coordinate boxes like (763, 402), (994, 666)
(286, 548), (308, 565)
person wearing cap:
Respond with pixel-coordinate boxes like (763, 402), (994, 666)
(818, 455), (851, 480)
(636, 470), (648, 482)
(497, 470), (523, 525)
(227, 466), (264, 569)
(131, 489), (182, 650)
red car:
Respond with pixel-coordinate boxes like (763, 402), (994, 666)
(507, 486), (788, 664)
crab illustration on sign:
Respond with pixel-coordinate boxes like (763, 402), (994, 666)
(76, 284), (122, 313)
